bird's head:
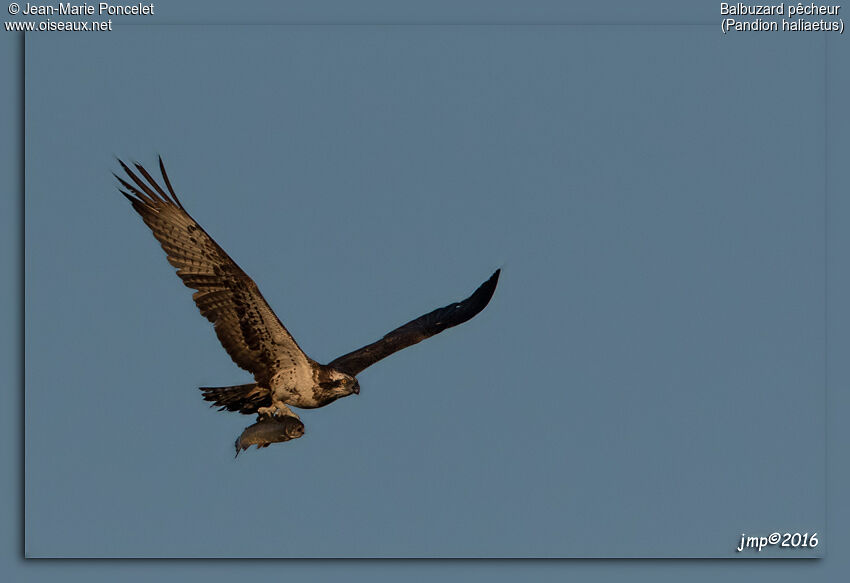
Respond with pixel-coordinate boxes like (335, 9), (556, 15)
(317, 367), (360, 397)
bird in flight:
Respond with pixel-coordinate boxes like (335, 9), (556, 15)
(115, 158), (500, 455)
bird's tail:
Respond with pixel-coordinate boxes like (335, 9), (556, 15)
(199, 383), (270, 415)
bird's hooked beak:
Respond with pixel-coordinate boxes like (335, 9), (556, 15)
(352, 380), (360, 395)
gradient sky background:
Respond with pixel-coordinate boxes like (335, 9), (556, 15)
(4, 0), (849, 578)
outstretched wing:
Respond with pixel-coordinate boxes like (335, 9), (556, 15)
(115, 157), (311, 385)
(328, 270), (500, 376)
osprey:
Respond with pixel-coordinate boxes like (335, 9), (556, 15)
(115, 158), (500, 455)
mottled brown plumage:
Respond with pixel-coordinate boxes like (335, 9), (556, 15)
(116, 158), (499, 454)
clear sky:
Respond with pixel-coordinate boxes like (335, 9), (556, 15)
(6, 1), (844, 575)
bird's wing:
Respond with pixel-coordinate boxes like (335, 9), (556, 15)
(116, 157), (311, 385)
(327, 270), (500, 377)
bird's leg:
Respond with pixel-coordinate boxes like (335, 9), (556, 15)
(274, 403), (300, 420)
(257, 402), (300, 420)
(257, 405), (274, 417)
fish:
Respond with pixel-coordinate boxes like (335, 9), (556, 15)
(235, 415), (305, 457)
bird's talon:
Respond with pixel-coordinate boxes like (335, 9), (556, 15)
(257, 406), (276, 418)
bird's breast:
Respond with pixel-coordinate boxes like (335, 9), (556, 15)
(269, 366), (342, 409)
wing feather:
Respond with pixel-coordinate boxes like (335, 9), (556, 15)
(328, 270), (500, 376)
(116, 158), (311, 385)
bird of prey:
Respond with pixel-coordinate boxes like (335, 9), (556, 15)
(115, 158), (500, 455)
